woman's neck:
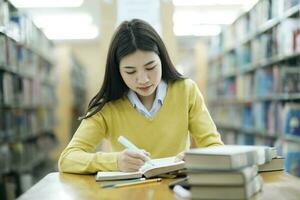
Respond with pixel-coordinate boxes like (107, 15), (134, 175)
(138, 91), (156, 111)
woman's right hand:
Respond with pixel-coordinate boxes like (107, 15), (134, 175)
(117, 149), (150, 172)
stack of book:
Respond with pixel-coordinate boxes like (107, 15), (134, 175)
(184, 145), (274, 199)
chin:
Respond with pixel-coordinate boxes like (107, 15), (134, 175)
(137, 87), (156, 97)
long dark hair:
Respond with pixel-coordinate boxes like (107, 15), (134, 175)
(81, 19), (183, 120)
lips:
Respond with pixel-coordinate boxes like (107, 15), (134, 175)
(137, 85), (153, 90)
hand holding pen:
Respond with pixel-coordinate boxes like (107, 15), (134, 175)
(117, 136), (154, 172)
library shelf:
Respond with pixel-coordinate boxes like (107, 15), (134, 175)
(207, 1), (300, 177)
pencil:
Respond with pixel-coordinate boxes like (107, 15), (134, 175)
(101, 178), (146, 188)
(114, 178), (162, 188)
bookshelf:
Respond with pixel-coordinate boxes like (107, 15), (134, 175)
(207, 0), (300, 177)
(51, 46), (87, 162)
(69, 55), (87, 136)
(0, 0), (57, 199)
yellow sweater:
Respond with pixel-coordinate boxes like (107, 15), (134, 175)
(58, 79), (223, 173)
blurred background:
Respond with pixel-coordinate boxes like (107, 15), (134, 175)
(0, 0), (300, 199)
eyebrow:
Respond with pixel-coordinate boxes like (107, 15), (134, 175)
(123, 60), (156, 69)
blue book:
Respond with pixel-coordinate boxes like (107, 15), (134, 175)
(285, 151), (300, 177)
(284, 103), (300, 137)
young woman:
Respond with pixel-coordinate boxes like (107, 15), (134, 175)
(58, 19), (223, 174)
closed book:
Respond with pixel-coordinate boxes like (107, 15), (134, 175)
(190, 175), (263, 200)
(185, 145), (273, 170)
(187, 165), (258, 186)
(258, 156), (284, 172)
(96, 156), (185, 181)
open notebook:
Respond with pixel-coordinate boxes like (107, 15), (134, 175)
(96, 156), (185, 181)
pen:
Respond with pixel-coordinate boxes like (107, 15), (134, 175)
(118, 136), (155, 166)
(114, 178), (162, 188)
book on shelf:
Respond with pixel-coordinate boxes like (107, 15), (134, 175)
(242, 105), (253, 129)
(293, 28), (300, 52)
(273, 65), (280, 94)
(0, 71), (3, 105)
(236, 74), (252, 100)
(254, 68), (273, 97)
(0, 33), (7, 66)
(283, 103), (300, 137)
(236, 45), (251, 67)
(96, 156), (185, 181)
(0, 1), (9, 31)
(0, 144), (10, 173)
(267, 102), (278, 135)
(251, 37), (260, 65)
(2, 72), (13, 105)
(237, 134), (255, 145)
(187, 165), (258, 186)
(7, 38), (18, 71)
(280, 66), (300, 94)
(285, 151), (300, 177)
(190, 175), (263, 200)
(258, 156), (284, 172)
(260, 33), (273, 60)
(253, 102), (268, 131)
(284, 0), (300, 10)
(185, 145), (274, 170)
(277, 19), (300, 55)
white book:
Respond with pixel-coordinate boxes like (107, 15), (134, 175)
(190, 175), (263, 200)
(187, 165), (258, 186)
(96, 156), (185, 181)
(185, 145), (274, 170)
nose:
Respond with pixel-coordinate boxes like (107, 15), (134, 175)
(136, 71), (149, 84)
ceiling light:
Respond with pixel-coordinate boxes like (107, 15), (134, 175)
(9, 0), (84, 8)
(173, 0), (252, 6)
(43, 24), (99, 40)
(174, 24), (221, 36)
(173, 10), (238, 25)
(33, 14), (93, 29)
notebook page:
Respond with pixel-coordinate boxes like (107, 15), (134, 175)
(139, 156), (179, 173)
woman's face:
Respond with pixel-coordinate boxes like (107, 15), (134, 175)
(119, 50), (162, 100)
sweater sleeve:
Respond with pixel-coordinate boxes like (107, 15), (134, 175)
(58, 112), (119, 174)
(188, 81), (224, 147)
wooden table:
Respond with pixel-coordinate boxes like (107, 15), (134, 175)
(18, 171), (300, 200)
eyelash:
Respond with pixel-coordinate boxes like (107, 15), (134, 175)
(125, 65), (156, 74)
(146, 66), (156, 71)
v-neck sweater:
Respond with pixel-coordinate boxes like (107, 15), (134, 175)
(58, 79), (223, 173)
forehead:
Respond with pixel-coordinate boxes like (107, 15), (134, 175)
(120, 50), (160, 67)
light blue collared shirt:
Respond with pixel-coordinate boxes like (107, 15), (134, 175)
(127, 80), (168, 118)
